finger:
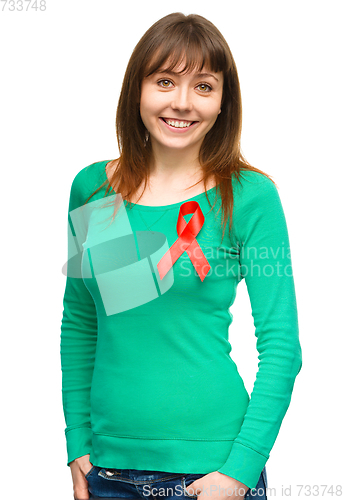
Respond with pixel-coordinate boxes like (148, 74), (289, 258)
(185, 484), (196, 495)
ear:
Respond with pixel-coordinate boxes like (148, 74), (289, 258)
(218, 109), (221, 114)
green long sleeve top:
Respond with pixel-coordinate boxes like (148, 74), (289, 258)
(60, 159), (302, 490)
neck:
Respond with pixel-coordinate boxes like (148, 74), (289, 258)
(148, 139), (204, 186)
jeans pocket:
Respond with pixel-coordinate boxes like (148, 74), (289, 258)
(262, 466), (268, 490)
(244, 468), (267, 499)
(85, 465), (95, 479)
(182, 474), (206, 499)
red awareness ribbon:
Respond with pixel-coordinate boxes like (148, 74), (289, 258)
(157, 200), (211, 282)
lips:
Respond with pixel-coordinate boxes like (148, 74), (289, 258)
(160, 117), (197, 124)
(158, 117), (199, 133)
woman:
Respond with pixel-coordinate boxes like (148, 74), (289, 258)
(61, 12), (302, 500)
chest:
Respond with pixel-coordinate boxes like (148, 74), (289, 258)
(127, 179), (217, 206)
(106, 162), (217, 206)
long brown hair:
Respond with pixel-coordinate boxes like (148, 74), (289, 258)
(85, 12), (276, 243)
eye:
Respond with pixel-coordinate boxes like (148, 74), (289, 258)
(197, 83), (212, 92)
(157, 79), (173, 88)
(157, 79), (212, 92)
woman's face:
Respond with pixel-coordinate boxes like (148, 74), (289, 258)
(140, 60), (223, 155)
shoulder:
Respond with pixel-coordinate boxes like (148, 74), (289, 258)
(68, 160), (109, 210)
(231, 169), (286, 240)
(234, 169), (277, 195)
(70, 159), (108, 192)
(232, 169), (281, 211)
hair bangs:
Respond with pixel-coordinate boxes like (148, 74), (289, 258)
(144, 30), (224, 79)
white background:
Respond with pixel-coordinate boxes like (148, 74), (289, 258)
(1, 1), (343, 499)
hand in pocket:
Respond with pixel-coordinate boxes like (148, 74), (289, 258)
(69, 454), (94, 500)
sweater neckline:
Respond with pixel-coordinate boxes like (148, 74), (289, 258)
(102, 160), (219, 212)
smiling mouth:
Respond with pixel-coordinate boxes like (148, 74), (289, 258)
(160, 117), (197, 125)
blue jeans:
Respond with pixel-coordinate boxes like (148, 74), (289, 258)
(85, 466), (268, 499)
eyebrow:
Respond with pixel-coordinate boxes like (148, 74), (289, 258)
(156, 70), (219, 83)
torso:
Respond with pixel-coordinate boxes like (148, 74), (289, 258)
(105, 159), (218, 206)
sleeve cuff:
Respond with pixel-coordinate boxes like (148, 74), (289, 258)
(216, 441), (268, 490)
(65, 424), (93, 467)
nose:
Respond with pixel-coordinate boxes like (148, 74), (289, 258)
(171, 87), (193, 112)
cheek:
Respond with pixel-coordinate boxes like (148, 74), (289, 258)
(198, 98), (222, 120)
(140, 89), (164, 115)
(139, 101), (154, 130)
(201, 109), (221, 126)
(139, 87), (152, 116)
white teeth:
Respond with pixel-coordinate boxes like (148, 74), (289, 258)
(165, 119), (192, 128)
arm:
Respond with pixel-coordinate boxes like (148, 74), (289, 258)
(60, 170), (98, 467)
(216, 173), (302, 489)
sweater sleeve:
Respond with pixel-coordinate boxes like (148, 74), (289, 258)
(60, 169), (98, 467)
(216, 173), (302, 489)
